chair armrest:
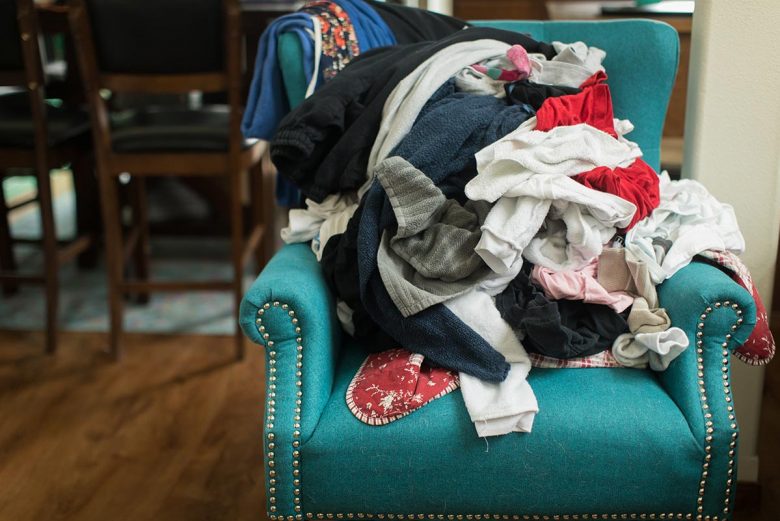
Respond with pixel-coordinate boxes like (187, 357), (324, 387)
(656, 261), (756, 517)
(239, 244), (341, 518)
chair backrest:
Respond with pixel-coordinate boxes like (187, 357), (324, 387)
(277, 19), (679, 171)
(68, 0), (244, 159)
(85, 0), (224, 75)
(69, 0), (240, 95)
(0, 0), (23, 75)
(0, 0), (51, 161)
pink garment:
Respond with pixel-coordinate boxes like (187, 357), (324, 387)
(506, 45), (531, 77)
(532, 258), (634, 312)
(471, 45), (531, 82)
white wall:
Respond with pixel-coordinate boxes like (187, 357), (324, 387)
(682, 0), (780, 482)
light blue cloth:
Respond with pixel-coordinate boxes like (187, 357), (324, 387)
(241, 0), (396, 141)
(242, 14), (315, 141)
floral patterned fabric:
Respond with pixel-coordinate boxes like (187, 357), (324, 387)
(347, 348), (459, 425)
(696, 250), (775, 365)
(303, 1), (360, 82)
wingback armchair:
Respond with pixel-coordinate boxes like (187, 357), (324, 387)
(239, 20), (757, 521)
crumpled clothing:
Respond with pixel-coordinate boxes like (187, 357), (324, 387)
(495, 267), (629, 359)
(466, 120), (639, 273)
(319, 77), (534, 353)
(376, 157), (493, 317)
(471, 44), (532, 81)
(446, 290), (538, 437)
(532, 257), (633, 312)
(281, 193), (358, 257)
(527, 41), (606, 89)
(467, 120), (642, 204)
(354, 75), (544, 381)
(453, 44), (533, 97)
(612, 297), (687, 371)
(696, 250), (775, 366)
(623, 172), (745, 284)
(574, 158), (660, 232)
(346, 348), (459, 425)
(505, 80), (579, 110)
(613, 329), (689, 371)
(597, 245), (659, 308)
(535, 77), (616, 136)
(454, 66), (509, 98)
(243, 0), (397, 140)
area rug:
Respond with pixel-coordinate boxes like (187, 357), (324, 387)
(0, 187), (254, 335)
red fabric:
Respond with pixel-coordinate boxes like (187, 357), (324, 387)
(346, 348), (459, 425)
(573, 159), (660, 231)
(579, 70), (608, 89)
(535, 76), (617, 137)
(698, 250), (775, 366)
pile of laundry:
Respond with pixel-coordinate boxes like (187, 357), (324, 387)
(252, 21), (776, 436)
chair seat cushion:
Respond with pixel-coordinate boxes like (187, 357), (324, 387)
(0, 90), (89, 148)
(111, 105), (256, 152)
(299, 342), (703, 516)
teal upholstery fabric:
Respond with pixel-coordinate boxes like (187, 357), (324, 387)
(278, 32), (308, 110)
(246, 19), (753, 521)
(303, 344), (702, 514)
(241, 246), (756, 520)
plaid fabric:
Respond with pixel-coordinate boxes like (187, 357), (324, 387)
(530, 350), (621, 369)
(697, 250), (775, 366)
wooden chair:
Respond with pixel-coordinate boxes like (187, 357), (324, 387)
(0, 0), (96, 353)
(67, 0), (268, 360)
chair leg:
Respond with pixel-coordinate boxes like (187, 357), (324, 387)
(129, 176), (150, 305)
(35, 165), (59, 354)
(250, 161), (266, 270)
(230, 168), (245, 361)
(0, 179), (19, 296)
(71, 151), (101, 269)
(98, 172), (125, 360)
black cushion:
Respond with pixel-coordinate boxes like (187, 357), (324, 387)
(110, 105), (255, 152)
(0, 90), (90, 148)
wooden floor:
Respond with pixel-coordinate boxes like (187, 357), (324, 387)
(0, 329), (778, 520)
(0, 331), (265, 520)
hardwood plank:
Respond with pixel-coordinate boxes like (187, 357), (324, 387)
(0, 331), (265, 521)
(1, 327), (778, 520)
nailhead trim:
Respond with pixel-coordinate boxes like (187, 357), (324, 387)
(696, 301), (742, 519)
(257, 300), (305, 520)
(258, 301), (743, 521)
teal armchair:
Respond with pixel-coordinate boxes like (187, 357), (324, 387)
(240, 20), (757, 521)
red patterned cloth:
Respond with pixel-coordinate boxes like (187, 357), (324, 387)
(697, 250), (775, 365)
(530, 350), (621, 369)
(347, 349), (459, 425)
